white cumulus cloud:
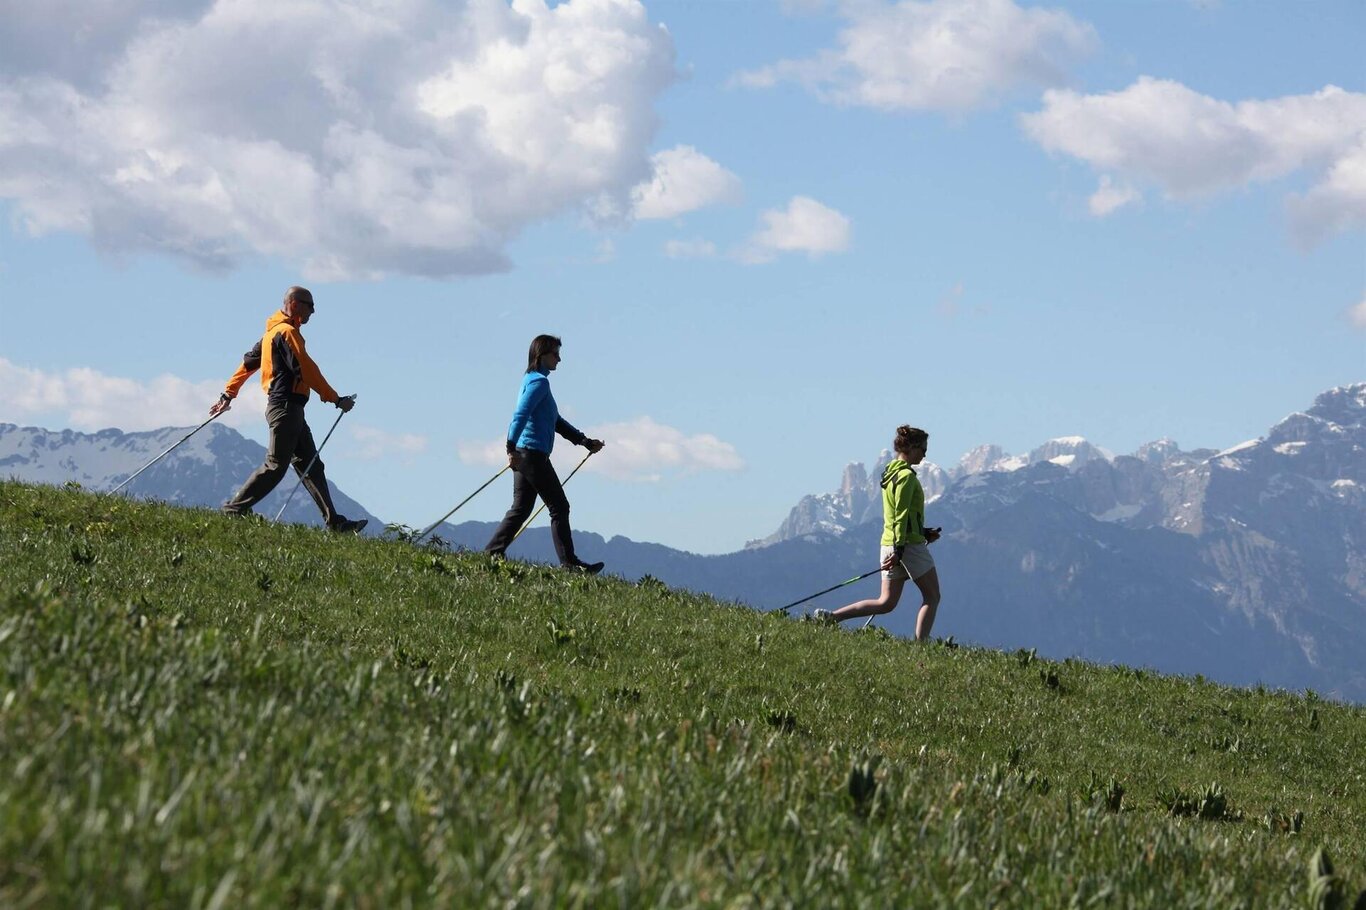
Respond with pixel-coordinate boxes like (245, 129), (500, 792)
(457, 416), (744, 482)
(0, 0), (678, 279)
(1088, 175), (1141, 217)
(631, 145), (742, 220)
(0, 357), (265, 433)
(1287, 138), (1366, 247)
(735, 0), (1096, 112)
(585, 416), (745, 481)
(456, 439), (512, 469)
(1022, 78), (1366, 243)
(738, 196), (851, 263)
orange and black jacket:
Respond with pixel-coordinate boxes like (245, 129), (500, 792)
(222, 310), (340, 406)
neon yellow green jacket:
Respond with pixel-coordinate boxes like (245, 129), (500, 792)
(880, 459), (925, 547)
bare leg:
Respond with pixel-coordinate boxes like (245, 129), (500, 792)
(831, 575), (905, 621)
(912, 568), (942, 640)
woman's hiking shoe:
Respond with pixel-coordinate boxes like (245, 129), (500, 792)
(328, 517), (368, 534)
(811, 609), (838, 625)
(567, 560), (605, 575)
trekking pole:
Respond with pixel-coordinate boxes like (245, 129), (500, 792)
(414, 465), (510, 543)
(510, 450), (593, 544)
(274, 397), (353, 522)
(109, 411), (225, 495)
(775, 566), (883, 615)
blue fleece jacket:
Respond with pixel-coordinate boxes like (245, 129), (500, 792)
(506, 369), (585, 454)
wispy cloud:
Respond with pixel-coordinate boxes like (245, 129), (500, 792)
(1348, 294), (1366, 332)
(1088, 175), (1141, 217)
(938, 281), (964, 319)
(0, 357), (264, 433)
(348, 425), (428, 462)
(663, 238), (717, 259)
(458, 416), (744, 482)
(735, 0), (1095, 113)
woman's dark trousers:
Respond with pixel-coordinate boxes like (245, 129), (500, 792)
(484, 449), (578, 565)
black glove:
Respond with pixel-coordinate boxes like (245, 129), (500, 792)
(924, 527), (942, 543)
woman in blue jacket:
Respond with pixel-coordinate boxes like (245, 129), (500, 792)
(484, 334), (606, 573)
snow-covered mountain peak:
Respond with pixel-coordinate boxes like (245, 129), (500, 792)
(1027, 437), (1110, 472)
(1134, 437), (1182, 464)
(957, 444), (1026, 475)
(1213, 438), (1260, 459)
(0, 422), (380, 530)
(1308, 382), (1366, 425)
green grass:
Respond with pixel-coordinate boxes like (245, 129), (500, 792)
(2, 478), (1365, 907)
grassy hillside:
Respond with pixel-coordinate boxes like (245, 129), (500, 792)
(2, 478), (1364, 908)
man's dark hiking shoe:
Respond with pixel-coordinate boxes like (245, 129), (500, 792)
(566, 560), (604, 575)
(221, 506), (252, 518)
(329, 517), (368, 534)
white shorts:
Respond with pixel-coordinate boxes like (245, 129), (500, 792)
(882, 543), (934, 582)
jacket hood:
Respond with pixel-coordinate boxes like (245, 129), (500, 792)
(880, 458), (914, 489)
(266, 309), (301, 331)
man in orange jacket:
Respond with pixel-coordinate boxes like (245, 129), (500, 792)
(210, 286), (366, 533)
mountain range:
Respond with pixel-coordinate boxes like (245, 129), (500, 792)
(4, 381), (1363, 701)
(0, 422), (380, 530)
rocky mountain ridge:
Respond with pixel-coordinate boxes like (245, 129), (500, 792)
(734, 383), (1365, 699)
(0, 421), (380, 531)
(5, 383), (1363, 700)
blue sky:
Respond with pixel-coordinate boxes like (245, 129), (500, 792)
(1, 0), (1363, 554)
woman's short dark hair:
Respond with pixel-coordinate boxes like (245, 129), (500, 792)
(893, 425), (929, 455)
(526, 334), (562, 373)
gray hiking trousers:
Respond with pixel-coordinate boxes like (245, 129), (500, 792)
(223, 398), (339, 524)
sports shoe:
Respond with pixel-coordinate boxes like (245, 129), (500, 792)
(566, 560), (605, 575)
(811, 609), (838, 625)
(329, 517), (369, 534)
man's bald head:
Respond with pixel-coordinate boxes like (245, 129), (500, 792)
(284, 286), (314, 308)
